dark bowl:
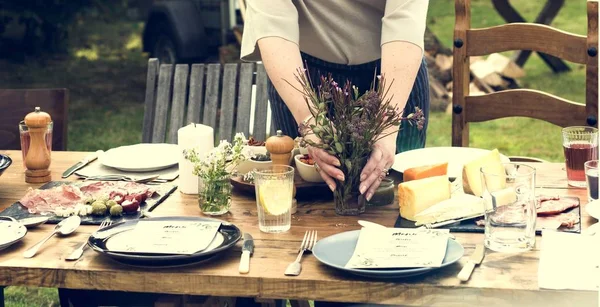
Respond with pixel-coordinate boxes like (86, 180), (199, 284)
(0, 154), (12, 177)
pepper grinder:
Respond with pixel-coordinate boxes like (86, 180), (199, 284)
(265, 130), (295, 166)
(24, 107), (52, 183)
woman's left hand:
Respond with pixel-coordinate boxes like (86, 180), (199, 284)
(360, 137), (396, 201)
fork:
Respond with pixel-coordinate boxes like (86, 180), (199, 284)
(284, 230), (317, 276)
(65, 219), (112, 261)
(83, 174), (165, 184)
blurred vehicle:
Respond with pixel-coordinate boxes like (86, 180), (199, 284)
(142, 0), (240, 64)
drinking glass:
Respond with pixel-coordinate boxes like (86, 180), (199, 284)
(254, 165), (294, 233)
(481, 163), (536, 253)
(585, 160), (599, 202)
(19, 120), (53, 167)
(562, 126), (599, 187)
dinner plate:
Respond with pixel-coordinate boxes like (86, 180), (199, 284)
(100, 143), (180, 172)
(0, 220), (27, 251)
(585, 199), (600, 220)
(392, 147), (510, 179)
(88, 216), (242, 266)
(313, 230), (464, 279)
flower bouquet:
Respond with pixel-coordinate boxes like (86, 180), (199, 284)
(184, 133), (252, 215)
(288, 69), (425, 215)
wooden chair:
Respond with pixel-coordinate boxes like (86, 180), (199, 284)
(142, 58), (275, 145)
(0, 88), (68, 151)
(452, 0), (598, 148)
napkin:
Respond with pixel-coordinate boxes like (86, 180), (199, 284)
(75, 159), (179, 181)
(538, 231), (600, 291)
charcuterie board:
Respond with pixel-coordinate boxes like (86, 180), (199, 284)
(0, 181), (177, 225)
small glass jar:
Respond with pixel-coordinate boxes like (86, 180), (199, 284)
(367, 178), (395, 206)
(198, 175), (232, 215)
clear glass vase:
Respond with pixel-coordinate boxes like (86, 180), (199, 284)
(198, 176), (232, 215)
(333, 155), (368, 216)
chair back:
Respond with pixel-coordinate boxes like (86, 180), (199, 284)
(0, 89), (68, 151)
(452, 0), (598, 147)
(142, 58), (273, 145)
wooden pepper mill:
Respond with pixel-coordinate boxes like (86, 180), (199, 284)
(265, 130), (294, 166)
(24, 107), (52, 183)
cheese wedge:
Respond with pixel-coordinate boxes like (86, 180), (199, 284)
(398, 175), (451, 221)
(491, 186), (517, 208)
(414, 194), (484, 226)
(462, 149), (505, 196)
(403, 162), (448, 182)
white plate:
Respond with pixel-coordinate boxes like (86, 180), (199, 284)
(392, 147), (510, 179)
(585, 199), (600, 220)
(100, 143), (180, 172)
(0, 221), (27, 251)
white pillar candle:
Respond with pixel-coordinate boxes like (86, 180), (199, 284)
(178, 123), (214, 194)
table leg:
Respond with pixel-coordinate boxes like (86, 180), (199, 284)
(492, 0), (570, 72)
(0, 286), (4, 307)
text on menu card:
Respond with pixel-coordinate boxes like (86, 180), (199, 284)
(345, 228), (449, 269)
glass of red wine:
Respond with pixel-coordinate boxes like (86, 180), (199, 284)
(562, 126), (599, 188)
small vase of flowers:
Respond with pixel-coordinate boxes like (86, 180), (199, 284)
(288, 69), (425, 216)
(184, 133), (251, 215)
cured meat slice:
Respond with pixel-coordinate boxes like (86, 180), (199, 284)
(19, 185), (85, 214)
(79, 181), (155, 200)
(538, 212), (579, 228)
(536, 198), (579, 215)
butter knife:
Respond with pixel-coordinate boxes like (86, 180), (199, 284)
(423, 212), (484, 229)
(62, 150), (102, 178)
(457, 244), (485, 281)
(239, 233), (254, 274)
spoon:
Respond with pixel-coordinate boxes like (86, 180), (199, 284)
(23, 215), (81, 258)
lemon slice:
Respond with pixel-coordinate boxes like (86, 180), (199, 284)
(258, 181), (292, 215)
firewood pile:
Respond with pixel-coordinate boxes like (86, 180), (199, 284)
(424, 28), (524, 112)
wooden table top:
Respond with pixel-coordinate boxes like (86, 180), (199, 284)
(0, 150), (597, 306)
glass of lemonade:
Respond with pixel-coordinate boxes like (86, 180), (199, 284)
(254, 165), (294, 233)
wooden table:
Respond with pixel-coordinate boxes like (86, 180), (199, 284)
(491, 0), (570, 72)
(0, 151), (597, 306)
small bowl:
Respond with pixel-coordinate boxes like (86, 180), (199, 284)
(237, 146), (272, 174)
(0, 154), (12, 177)
(294, 154), (325, 183)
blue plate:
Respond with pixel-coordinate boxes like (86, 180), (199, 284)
(313, 230), (464, 279)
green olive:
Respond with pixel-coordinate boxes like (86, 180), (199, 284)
(109, 205), (123, 217)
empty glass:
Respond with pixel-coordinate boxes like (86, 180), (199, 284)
(254, 165), (294, 233)
(481, 163), (536, 253)
(585, 160), (599, 202)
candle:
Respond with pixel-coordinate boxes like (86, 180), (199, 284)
(178, 123), (214, 194)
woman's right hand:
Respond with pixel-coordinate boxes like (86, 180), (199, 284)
(304, 134), (344, 192)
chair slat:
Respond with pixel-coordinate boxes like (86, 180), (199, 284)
(203, 64), (221, 137)
(142, 58), (159, 143)
(167, 64), (190, 144)
(253, 63), (269, 141)
(152, 64), (173, 143)
(187, 64), (206, 125)
(219, 64), (238, 143)
(236, 63), (254, 137)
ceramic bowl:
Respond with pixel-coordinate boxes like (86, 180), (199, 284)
(0, 154), (12, 177)
(294, 154), (325, 183)
(237, 146), (272, 174)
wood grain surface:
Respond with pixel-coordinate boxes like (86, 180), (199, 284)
(0, 150), (596, 306)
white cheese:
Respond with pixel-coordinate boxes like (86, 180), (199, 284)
(491, 186), (517, 208)
(414, 194), (484, 226)
(462, 148), (505, 196)
(398, 175), (451, 221)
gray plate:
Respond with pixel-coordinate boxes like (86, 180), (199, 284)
(313, 230), (464, 279)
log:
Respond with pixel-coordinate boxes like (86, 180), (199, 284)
(487, 53), (525, 79)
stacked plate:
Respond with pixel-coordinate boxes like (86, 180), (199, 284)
(88, 216), (241, 267)
(100, 143), (180, 172)
(0, 217), (27, 251)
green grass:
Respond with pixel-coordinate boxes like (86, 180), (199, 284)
(0, 0), (590, 305)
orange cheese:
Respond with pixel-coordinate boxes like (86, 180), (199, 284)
(403, 162), (448, 182)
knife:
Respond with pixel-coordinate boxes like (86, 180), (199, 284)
(457, 244), (485, 281)
(238, 233), (254, 274)
(62, 150), (102, 178)
(423, 212), (484, 229)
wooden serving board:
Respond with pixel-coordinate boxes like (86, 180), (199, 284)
(230, 171), (332, 200)
(0, 181), (177, 225)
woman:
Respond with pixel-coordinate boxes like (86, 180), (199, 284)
(241, 0), (430, 202)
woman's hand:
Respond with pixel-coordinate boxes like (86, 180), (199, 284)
(360, 136), (396, 201)
(304, 134), (344, 192)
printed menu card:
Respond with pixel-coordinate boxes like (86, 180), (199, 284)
(108, 220), (221, 255)
(345, 227), (449, 269)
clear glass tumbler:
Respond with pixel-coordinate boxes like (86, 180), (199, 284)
(585, 160), (599, 202)
(562, 126), (599, 187)
(19, 120), (53, 167)
(481, 163), (536, 253)
(254, 165), (294, 233)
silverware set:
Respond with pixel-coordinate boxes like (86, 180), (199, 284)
(82, 174), (166, 184)
(285, 230), (317, 276)
(66, 219), (112, 261)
